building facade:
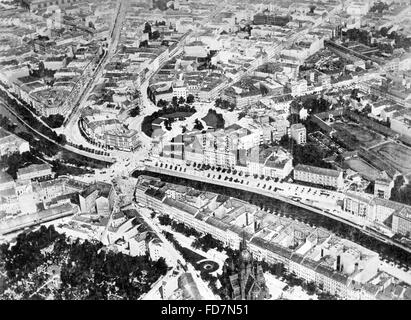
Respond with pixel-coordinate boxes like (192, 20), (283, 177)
(290, 123), (307, 145)
(293, 164), (344, 189)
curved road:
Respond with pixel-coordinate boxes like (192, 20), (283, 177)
(0, 98), (115, 163)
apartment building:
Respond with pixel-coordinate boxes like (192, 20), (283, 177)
(343, 192), (373, 219)
(79, 182), (115, 216)
(290, 123), (307, 145)
(293, 164), (344, 189)
(134, 176), (409, 300)
(104, 128), (140, 151)
(22, 0), (81, 11)
(392, 207), (411, 237)
(81, 114), (139, 151)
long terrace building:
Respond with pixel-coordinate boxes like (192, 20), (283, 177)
(293, 164), (344, 190)
(21, 0), (82, 11)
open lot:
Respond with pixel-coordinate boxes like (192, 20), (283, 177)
(370, 142), (411, 176)
(344, 158), (382, 181)
(332, 122), (385, 149)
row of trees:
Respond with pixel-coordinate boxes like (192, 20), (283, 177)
(344, 26), (411, 51)
(49, 159), (93, 177)
(158, 215), (201, 238)
(192, 234), (225, 252)
(0, 114), (17, 133)
(41, 114), (65, 129)
(170, 95), (194, 107)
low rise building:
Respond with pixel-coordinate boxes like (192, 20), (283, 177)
(17, 163), (53, 181)
(374, 171), (394, 200)
(390, 109), (411, 139)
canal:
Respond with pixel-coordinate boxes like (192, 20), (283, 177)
(132, 170), (411, 266)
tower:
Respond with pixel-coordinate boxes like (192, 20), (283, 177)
(222, 231), (269, 300)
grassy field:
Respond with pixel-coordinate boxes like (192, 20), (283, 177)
(370, 142), (411, 176)
(332, 122), (385, 149)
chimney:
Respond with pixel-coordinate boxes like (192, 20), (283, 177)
(321, 248), (324, 258)
(336, 255), (341, 271)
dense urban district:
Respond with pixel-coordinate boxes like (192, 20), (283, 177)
(0, 0), (411, 301)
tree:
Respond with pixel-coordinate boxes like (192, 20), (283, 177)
(158, 214), (172, 225)
(129, 106), (140, 117)
(380, 27), (388, 37)
(139, 40), (148, 48)
(178, 96), (185, 105)
(151, 30), (160, 40)
(309, 5), (316, 14)
(306, 281), (317, 295)
(56, 134), (67, 145)
(194, 119), (204, 131)
(171, 96), (178, 107)
(157, 99), (168, 108)
(186, 94), (195, 104)
(215, 97), (222, 108)
(361, 104), (372, 115)
(143, 22), (152, 34)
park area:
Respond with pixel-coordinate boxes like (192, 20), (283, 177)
(370, 142), (411, 176)
(0, 225), (168, 300)
(332, 122), (385, 149)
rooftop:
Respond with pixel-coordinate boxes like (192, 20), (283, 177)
(294, 164), (342, 178)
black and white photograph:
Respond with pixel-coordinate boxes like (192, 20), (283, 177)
(0, 0), (410, 308)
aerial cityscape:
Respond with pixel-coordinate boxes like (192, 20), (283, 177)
(0, 0), (411, 302)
